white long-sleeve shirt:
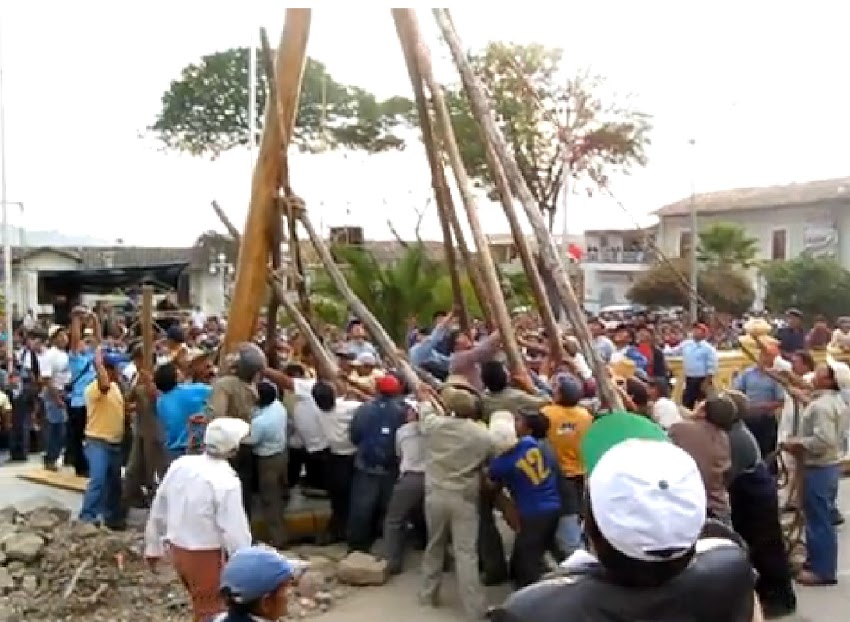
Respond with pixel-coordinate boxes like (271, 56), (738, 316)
(144, 453), (252, 558)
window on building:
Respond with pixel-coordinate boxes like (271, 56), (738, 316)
(679, 231), (692, 257)
(771, 229), (787, 261)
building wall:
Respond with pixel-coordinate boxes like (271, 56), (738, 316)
(657, 201), (850, 267)
(192, 270), (228, 316)
(583, 268), (640, 313)
(12, 251), (80, 313)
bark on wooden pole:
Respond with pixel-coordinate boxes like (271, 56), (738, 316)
(391, 9), (470, 330)
(223, 9), (311, 354)
(399, 9), (527, 380)
(434, 8), (621, 408)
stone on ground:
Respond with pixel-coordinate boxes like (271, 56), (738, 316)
(337, 551), (389, 586)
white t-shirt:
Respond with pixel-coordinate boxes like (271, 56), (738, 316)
(291, 378), (330, 453)
(40, 346), (70, 391)
(319, 399), (360, 456)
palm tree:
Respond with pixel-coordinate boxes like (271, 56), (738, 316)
(310, 243), (478, 344)
(697, 223), (759, 268)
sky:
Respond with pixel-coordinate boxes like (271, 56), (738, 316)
(2, 1), (849, 247)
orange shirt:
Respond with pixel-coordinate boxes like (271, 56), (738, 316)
(542, 403), (593, 477)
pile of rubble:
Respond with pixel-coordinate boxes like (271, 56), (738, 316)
(0, 502), (390, 621)
(0, 503), (186, 621)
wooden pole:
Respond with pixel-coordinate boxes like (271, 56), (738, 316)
(223, 9), (311, 354)
(141, 285), (153, 374)
(268, 273), (338, 381)
(399, 10), (527, 380)
(480, 139), (564, 360)
(391, 10), (470, 330)
(293, 202), (421, 391)
(434, 8), (621, 408)
(258, 27), (314, 325)
(211, 201), (242, 248)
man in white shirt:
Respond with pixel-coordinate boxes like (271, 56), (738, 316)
(290, 376), (331, 494)
(145, 417), (252, 622)
(382, 399), (426, 574)
(312, 380), (361, 544)
(40, 325), (71, 470)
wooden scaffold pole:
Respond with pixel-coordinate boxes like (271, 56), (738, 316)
(398, 9), (527, 381)
(433, 8), (621, 408)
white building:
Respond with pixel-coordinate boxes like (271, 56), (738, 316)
(581, 227), (655, 312)
(2, 246), (229, 318)
(655, 177), (850, 268)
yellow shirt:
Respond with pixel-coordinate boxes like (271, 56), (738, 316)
(542, 403), (593, 477)
(84, 380), (125, 443)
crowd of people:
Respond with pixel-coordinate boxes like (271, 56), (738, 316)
(0, 300), (848, 621)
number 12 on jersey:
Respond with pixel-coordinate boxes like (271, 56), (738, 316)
(516, 447), (551, 486)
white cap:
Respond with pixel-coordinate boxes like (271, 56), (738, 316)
(48, 324), (65, 339)
(356, 352), (377, 366)
(488, 410), (518, 453)
(204, 418), (250, 455)
(589, 439), (706, 562)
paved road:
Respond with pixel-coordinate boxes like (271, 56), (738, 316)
(2, 457), (849, 621)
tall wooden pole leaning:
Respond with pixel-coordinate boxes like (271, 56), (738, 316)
(260, 28), (314, 326)
(480, 138), (563, 361)
(400, 10), (527, 381)
(434, 8), (621, 408)
(391, 10), (472, 330)
(223, 9), (312, 354)
(294, 205), (422, 391)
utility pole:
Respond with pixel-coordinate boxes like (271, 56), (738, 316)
(688, 138), (699, 324)
(0, 17), (12, 371)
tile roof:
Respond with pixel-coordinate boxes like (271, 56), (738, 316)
(655, 176), (850, 217)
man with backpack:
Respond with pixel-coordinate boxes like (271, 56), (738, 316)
(347, 374), (407, 553)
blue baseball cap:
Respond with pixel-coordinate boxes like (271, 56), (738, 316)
(553, 372), (583, 403)
(220, 547), (305, 603)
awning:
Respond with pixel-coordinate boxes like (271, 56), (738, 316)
(39, 262), (190, 295)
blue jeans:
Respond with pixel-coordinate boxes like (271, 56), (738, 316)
(803, 464), (840, 580)
(556, 514), (584, 557)
(79, 439), (123, 524)
(44, 421), (66, 464)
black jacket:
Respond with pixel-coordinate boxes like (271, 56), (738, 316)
(489, 539), (755, 622)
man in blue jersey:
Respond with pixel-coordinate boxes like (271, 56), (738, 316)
(488, 410), (562, 588)
(153, 363), (212, 464)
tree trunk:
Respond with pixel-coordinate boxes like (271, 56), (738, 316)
(434, 8), (621, 409)
(399, 9), (526, 380)
(223, 9), (311, 354)
(391, 10), (470, 331)
(296, 207), (421, 391)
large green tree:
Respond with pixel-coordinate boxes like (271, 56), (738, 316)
(628, 258), (755, 316)
(445, 42), (651, 229)
(761, 256), (850, 320)
(697, 223), (759, 268)
(309, 243), (481, 344)
(149, 48), (415, 157)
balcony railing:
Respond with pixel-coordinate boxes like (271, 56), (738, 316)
(585, 248), (652, 264)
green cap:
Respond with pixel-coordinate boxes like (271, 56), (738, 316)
(581, 411), (669, 474)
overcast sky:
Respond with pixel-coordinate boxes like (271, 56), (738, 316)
(2, 1), (848, 246)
